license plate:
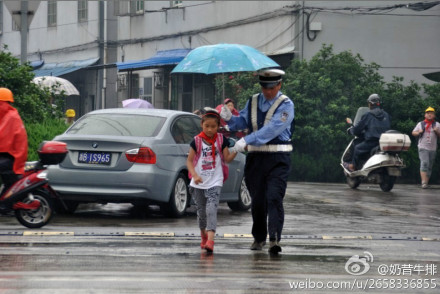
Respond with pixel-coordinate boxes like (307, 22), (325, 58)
(78, 152), (111, 165)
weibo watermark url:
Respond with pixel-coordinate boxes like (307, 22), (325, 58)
(289, 278), (437, 290)
(289, 251), (438, 290)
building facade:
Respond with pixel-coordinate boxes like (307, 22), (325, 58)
(1, 1), (439, 116)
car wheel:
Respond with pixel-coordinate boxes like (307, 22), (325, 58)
(54, 200), (79, 214)
(227, 177), (251, 211)
(162, 173), (189, 218)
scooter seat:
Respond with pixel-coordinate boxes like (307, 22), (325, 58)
(370, 145), (380, 156)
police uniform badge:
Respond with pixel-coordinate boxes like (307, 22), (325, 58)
(280, 111), (289, 122)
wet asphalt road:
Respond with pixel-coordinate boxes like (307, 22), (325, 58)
(0, 182), (439, 293)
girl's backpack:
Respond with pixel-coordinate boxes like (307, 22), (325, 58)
(189, 134), (229, 182)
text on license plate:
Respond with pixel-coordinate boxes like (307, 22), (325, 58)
(78, 152), (111, 165)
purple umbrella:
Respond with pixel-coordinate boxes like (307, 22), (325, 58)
(122, 98), (154, 109)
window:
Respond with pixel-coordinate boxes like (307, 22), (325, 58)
(115, 1), (144, 16)
(134, 1), (144, 13)
(171, 1), (183, 7)
(12, 18), (19, 31)
(171, 117), (200, 144)
(142, 77), (153, 103)
(67, 114), (166, 137)
(47, 0), (57, 27)
(78, 0), (88, 22)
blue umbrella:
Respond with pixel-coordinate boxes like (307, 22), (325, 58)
(171, 43), (279, 74)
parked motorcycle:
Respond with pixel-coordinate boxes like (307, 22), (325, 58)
(341, 107), (411, 192)
(0, 141), (68, 228)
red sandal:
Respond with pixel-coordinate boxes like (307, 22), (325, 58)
(200, 233), (208, 249)
(204, 240), (214, 252)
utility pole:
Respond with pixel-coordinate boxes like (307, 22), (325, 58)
(20, 1), (28, 64)
(97, 1), (105, 109)
(4, 1), (40, 64)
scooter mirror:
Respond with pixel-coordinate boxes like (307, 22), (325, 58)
(346, 118), (352, 124)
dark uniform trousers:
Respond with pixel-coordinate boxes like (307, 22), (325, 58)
(244, 152), (291, 242)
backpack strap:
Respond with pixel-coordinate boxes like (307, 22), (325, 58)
(189, 136), (203, 179)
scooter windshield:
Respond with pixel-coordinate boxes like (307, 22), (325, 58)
(353, 107), (369, 126)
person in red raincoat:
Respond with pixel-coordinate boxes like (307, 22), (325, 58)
(0, 88), (28, 195)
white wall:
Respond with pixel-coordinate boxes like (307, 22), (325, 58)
(301, 1), (440, 84)
(1, 1), (101, 62)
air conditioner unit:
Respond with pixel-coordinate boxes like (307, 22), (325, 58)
(154, 72), (165, 88)
(117, 74), (127, 90)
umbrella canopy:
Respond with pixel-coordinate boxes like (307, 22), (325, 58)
(171, 43), (279, 74)
(32, 76), (80, 96)
(122, 98), (154, 109)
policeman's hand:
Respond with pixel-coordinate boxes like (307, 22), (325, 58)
(220, 104), (232, 121)
(233, 138), (247, 153)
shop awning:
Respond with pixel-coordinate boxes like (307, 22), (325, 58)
(117, 49), (192, 72)
(33, 57), (100, 77)
(423, 71), (440, 82)
(266, 46), (295, 56)
(30, 60), (44, 70)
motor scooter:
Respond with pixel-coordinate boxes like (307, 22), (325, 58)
(0, 141), (68, 228)
(341, 107), (411, 192)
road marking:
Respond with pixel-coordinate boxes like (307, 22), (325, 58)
(124, 232), (174, 237)
(223, 234), (253, 238)
(322, 235), (372, 240)
(23, 231), (74, 236)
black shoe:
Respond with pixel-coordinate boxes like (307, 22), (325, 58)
(250, 240), (266, 250)
(268, 241), (282, 254)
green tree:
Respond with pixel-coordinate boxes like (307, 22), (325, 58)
(0, 46), (65, 123)
(215, 44), (440, 183)
(0, 46), (68, 161)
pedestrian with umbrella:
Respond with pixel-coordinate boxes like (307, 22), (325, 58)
(221, 69), (294, 254)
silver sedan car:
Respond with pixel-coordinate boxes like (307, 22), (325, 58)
(47, 108), (251, 217)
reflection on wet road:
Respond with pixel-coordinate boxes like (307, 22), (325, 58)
(0, 183), (439, 293)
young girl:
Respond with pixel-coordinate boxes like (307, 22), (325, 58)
(187, 110), (237, 252)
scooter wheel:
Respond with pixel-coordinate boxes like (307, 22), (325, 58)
(380, 174), (396, 192)
(347, 177), (361, 189)
(15, 189), (54, 228)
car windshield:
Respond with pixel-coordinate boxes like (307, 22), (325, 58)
(66, 113), (165, 137)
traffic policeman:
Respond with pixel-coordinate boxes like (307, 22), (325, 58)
(221, 69), (294, 254)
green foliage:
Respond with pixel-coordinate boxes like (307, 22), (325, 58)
(214, 73), (260, 109)
(215, 44), (440, 183)
(0, 45), (64, 123)
(0, 46), (69, 162)
(25, 119), (69, 161)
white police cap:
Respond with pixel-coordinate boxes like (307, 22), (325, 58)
(258, 68), (285, 88)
